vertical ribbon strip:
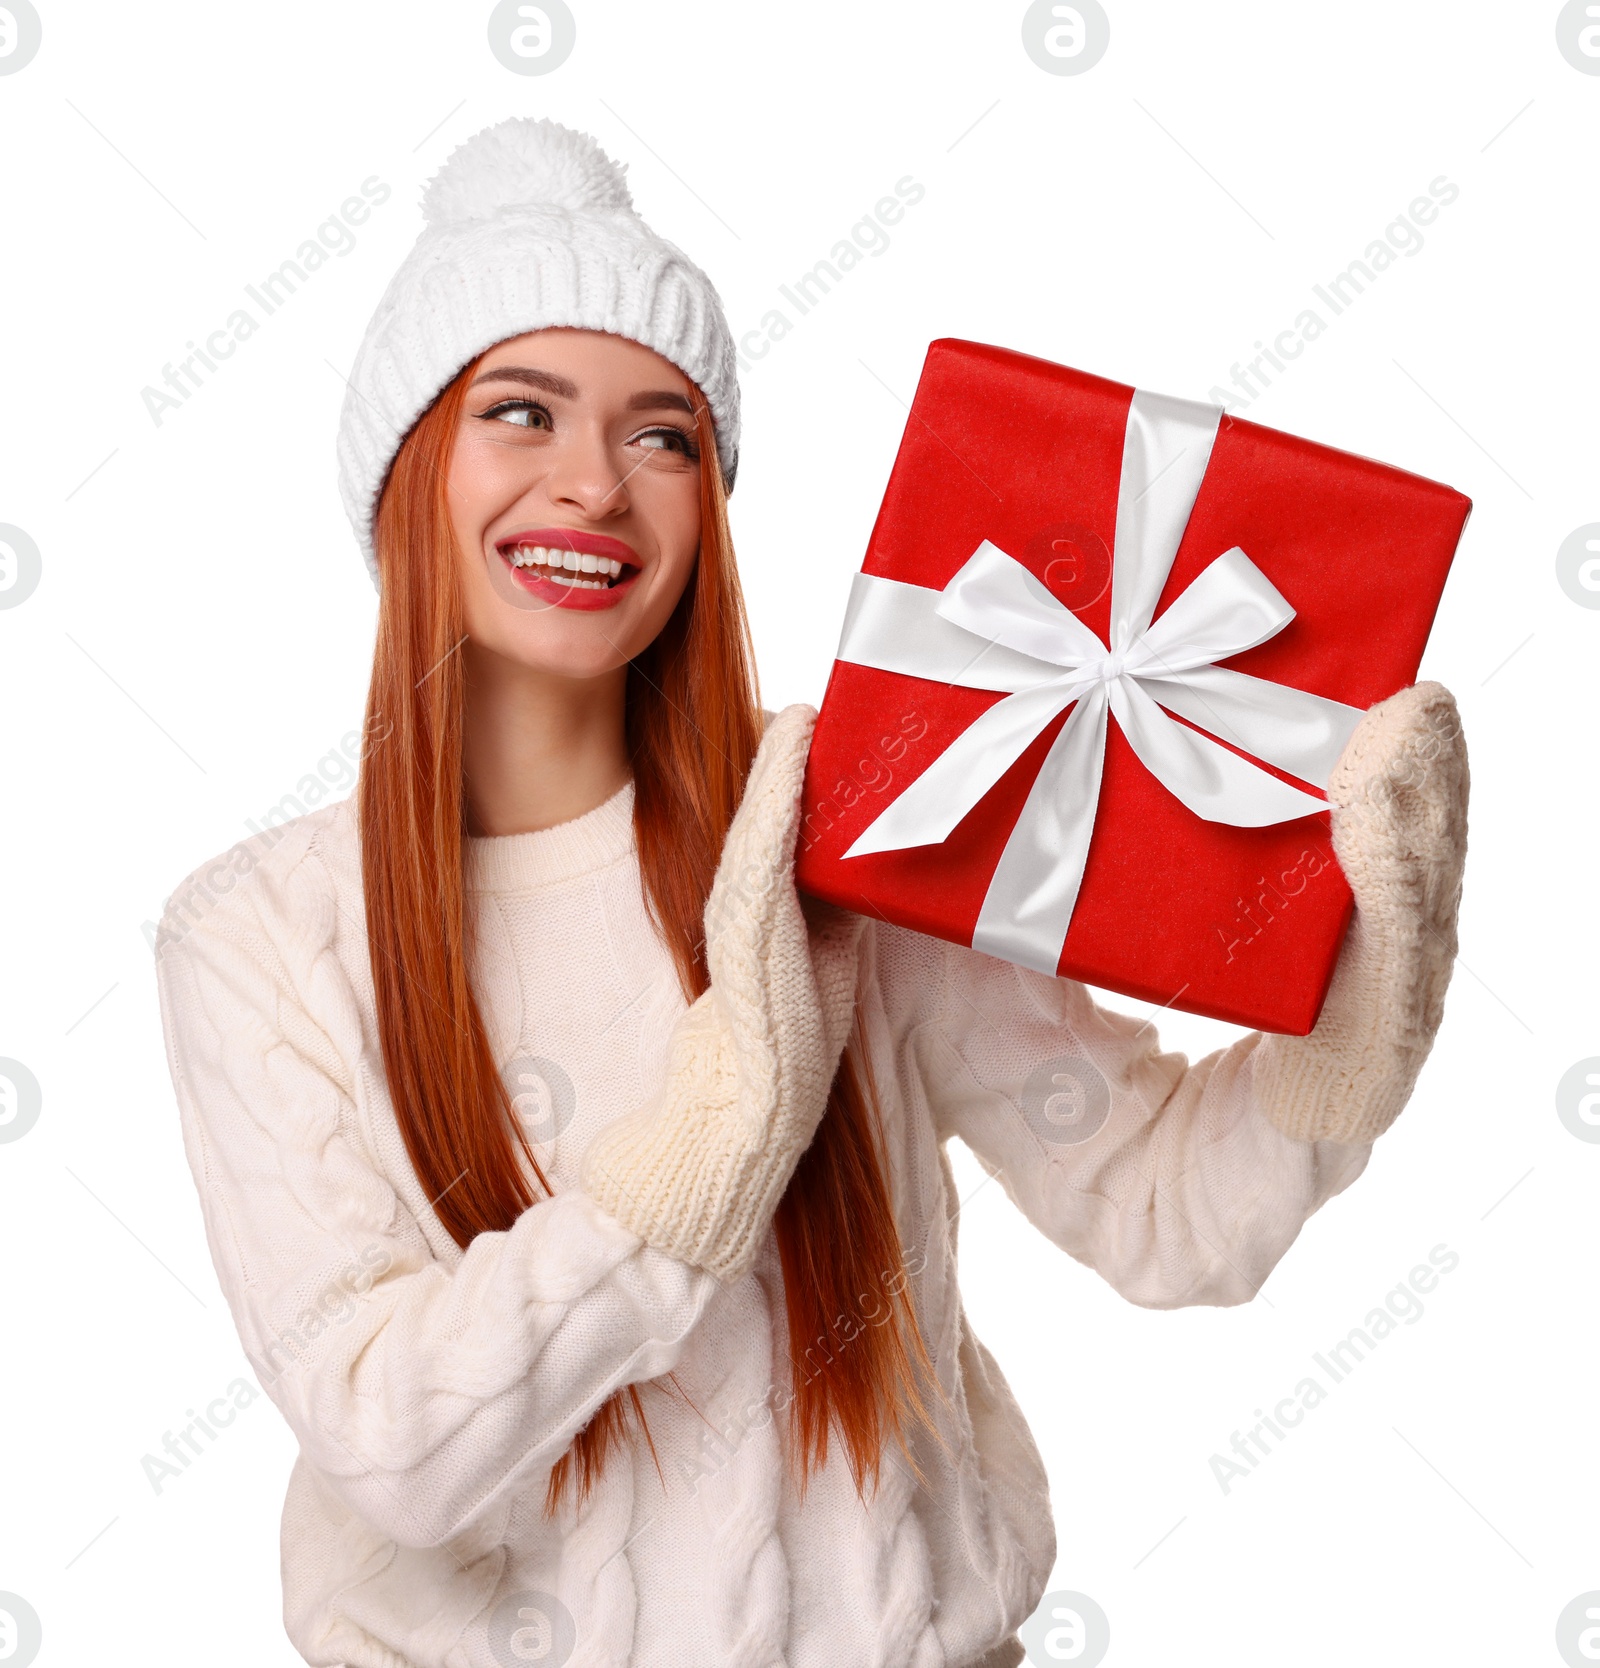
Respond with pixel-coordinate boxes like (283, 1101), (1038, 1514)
(833, 389), (1366, 975)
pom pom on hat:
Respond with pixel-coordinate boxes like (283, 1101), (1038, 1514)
(421, 117), (636, 226)
(335, 116), (741, 589)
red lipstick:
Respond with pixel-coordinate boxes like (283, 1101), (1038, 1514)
(497, 528), (640, 562)
(493, 527), (642, 612)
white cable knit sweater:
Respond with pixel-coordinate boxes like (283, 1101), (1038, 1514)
(154, 783), (1376, 1668)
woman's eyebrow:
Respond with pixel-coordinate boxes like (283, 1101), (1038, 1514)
(467, 365), (693, 416)
(624, 389), (695, 414)
(469, 366), (577, 397)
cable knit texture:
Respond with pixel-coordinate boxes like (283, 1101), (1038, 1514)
(579, 704), (864, 1283)
(335, 116), (741, 587)
(150, 684), (1452, 1664)
(1254, 681), (1469, 1144)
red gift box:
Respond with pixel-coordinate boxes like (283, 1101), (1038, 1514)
(794, 339), (1471, 1034)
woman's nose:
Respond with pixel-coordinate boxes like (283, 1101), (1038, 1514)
(541, 424), (630, 518)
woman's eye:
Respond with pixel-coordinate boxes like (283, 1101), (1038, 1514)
(635, 426), (697, 457)
(481, 399), (551, 429)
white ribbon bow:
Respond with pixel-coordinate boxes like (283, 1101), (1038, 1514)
(834, 388), (1366, 976)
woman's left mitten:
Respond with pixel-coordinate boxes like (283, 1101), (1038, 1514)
(1254, 681), (1469, 1144)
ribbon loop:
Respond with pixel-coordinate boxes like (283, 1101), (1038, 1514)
(935, 540), (1108, 670)
(1134, 547), (1296, 675)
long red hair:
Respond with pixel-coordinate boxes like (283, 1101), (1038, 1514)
(358, 354), (939, 1517)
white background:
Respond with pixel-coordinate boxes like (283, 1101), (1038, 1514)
(1, 3), (1595, 1665)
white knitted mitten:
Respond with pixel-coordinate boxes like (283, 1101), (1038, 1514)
(1254, 680), (1469, 1145)
(579, 704), (864, 1284)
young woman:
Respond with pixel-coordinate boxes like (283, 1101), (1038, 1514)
(155, 119), (1469, 1668)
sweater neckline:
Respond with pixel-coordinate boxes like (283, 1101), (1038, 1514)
(464, 778), (635, 892)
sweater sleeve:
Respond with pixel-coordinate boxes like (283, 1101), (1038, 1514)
(874, 922), (1373, 1310)
(153, 844), (720, 1552)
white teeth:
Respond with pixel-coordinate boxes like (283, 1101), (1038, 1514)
(505, 544), (630, 583)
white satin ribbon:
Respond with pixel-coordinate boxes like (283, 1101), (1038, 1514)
(835, 389), (1365, 975)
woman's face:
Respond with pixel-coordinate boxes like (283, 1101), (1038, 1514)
(446, 328), (704, 679)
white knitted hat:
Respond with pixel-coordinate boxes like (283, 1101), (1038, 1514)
(335, 117), (741, 589)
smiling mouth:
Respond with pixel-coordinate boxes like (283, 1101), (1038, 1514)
(498, 539), (638, 591)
